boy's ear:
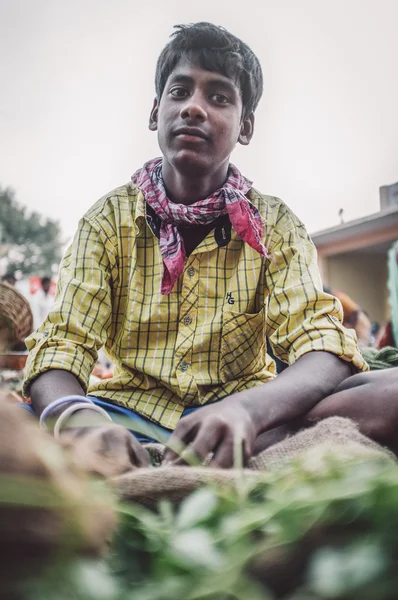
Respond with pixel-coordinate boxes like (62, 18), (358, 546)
(148, 98), (159, 131)
(238, 113), (254, 146)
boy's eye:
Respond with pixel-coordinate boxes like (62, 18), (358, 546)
(170, 87), (189, 98)
(211, 93), (230, 105)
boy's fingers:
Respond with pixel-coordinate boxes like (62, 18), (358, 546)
(163, 419), (197, 463)
(210, 432), (252, 469)
(128, 437), (151, 467)
(61, 424), (151, 476)
(174, 422), (220, 466)
(171, 444), (203, 466)
(209, 435), (234, 468)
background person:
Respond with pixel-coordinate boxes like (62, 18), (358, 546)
(31, 276), (54, 330)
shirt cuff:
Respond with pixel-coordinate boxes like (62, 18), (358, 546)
(287, 315), (369, 372)
(23, 338), (95, 397)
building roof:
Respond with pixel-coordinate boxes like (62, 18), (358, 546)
(311, 206), (398, 254)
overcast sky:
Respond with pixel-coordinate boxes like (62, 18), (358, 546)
(1, 0), (397, 243)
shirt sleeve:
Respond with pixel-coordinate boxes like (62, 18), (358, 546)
(23, 217), (114, 396)
(265, 208), (368, 372)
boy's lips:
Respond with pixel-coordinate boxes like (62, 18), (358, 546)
(173, 127), (209, 141)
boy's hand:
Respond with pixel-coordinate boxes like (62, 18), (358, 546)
(59, 424), (151, 478)
(163, 398), (257, 468)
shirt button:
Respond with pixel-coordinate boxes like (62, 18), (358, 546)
(179, 361), (189, 372)
(187, 267), (195, 277)
(183, 315), (192, 326)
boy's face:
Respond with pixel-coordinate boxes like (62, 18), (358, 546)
(149, 59), (254, 178)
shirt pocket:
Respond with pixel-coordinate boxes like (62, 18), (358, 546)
(220, 307), (266, 383)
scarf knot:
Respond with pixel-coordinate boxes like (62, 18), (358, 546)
(132, 158), (269, 294)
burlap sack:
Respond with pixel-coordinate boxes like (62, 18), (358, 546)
(112, 417), (395, 508)
(249, 416), (395, 470)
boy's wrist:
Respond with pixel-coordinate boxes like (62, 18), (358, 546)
(238, 382), (299, 435)
(237, 388), (273, 435)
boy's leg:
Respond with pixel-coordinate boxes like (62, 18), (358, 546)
(253, 368), (398, 455)
(305, 367), (398, 453)
(18, 397), (170, 444)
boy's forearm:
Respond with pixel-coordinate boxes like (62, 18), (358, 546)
(30, 370), (109, 429)
(240, 351), (353, 434)
(30, 369), (86, 416)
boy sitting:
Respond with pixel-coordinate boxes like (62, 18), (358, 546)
(23, 23), (366, 476)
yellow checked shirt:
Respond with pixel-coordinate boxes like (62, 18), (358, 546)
(24, 182), (367, 429)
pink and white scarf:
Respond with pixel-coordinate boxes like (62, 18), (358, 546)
(132, 158), (269, 295)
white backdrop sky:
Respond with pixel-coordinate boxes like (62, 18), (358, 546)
(1, 0), (397, 243)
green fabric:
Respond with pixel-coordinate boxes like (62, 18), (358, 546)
(361, 346), (398, 370)
(388, 241), (398, 347)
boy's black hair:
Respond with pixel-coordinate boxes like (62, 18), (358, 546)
(155, 22), (263, 118)
(41, 276), (51, 286)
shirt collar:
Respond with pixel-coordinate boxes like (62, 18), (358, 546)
(132, 182), (235, 247)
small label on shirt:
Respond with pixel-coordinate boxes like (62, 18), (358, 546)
(214, 220), (231, 247)
(226, 292), (235, 305)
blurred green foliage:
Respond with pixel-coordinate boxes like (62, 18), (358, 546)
(0, 185), (62, 275)
(6, 453), (398, 600)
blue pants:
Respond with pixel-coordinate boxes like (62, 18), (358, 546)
(20, 397), (201, 444)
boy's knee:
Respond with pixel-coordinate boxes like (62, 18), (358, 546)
(335, 367), (398, 394)
(334, 371), (372, 393)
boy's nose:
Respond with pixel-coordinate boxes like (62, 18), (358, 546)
(180, 95), (207, 122)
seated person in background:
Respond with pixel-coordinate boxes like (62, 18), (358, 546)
(374, 242), (398, 351)
(325, 288), (372, 348)
(376, 321), (396, 349)
(23, 23), (366, 477)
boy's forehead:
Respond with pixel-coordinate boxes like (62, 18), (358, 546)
(166, 58), (241, 93)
